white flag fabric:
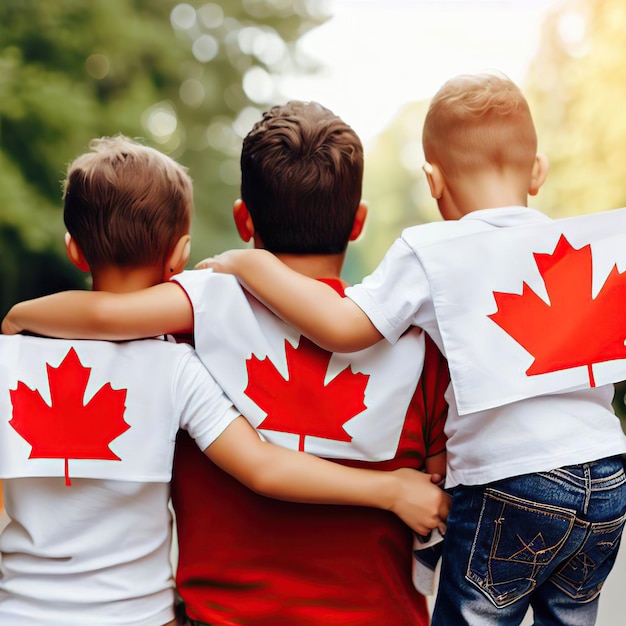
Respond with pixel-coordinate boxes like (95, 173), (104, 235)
(413, 206), (626, 415)
(0, 335), (194, 483)
(175, 271), (424, 461)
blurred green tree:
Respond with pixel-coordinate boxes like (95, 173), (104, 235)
(0, 0), (328, 318)
(345, 100), (439, 283)
(526, 0), (626, 218)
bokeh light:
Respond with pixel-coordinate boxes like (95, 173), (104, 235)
(197, 3), (224, 29)
(192, 34), (219, 63)
(242, 66), (275, 103)
(85, 54), (110, 80)
(179, 78), (206, 107)
(141, 101), (179, 144)
(171, 3), (197, 30)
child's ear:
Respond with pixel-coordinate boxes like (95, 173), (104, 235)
(165, 234), (191, 280)
(423, 162), (444, 200)
(64, 232), (90, 272)
(349, 202), (368, 242)
(529, 153), (549, 196)
(233, 199), (255, 243)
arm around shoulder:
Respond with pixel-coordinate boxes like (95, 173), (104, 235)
(202, 249), (383, 352)
(1, 282), (192, 340)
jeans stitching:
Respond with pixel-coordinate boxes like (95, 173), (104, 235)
(439, 460), (626, 624)
(484, 489), (579, 519)
(552, 512), (626, 601)
(540, 464), (626, 491)
(465, 489), (577, 608)
(584, 464), (592, 515)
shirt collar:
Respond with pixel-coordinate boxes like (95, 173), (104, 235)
(460, 206), (551, 228)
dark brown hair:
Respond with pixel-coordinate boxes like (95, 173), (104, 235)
(240, 101), (363, 254)
(63, 135), (193, 269)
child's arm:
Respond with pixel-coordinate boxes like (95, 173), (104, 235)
(1, 282), (192, 339)
(200, 249), (383, 352)
(425, 451), (447, 478)
(206, 416), (450, 536)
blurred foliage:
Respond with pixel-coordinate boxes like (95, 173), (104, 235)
(345, 100), (440, 282)
(351, 0), (626, 280)
(0, 0), (328, 317)
(526, 0), (626, 217)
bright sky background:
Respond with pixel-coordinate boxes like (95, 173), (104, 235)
(279, 0), (559, 145)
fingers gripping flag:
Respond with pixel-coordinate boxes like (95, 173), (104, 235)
(415, 207), (626, 414)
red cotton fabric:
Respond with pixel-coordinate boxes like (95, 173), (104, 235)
(172, 326), (448, 626)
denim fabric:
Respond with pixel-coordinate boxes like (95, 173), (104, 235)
(431, 456), (626, 626)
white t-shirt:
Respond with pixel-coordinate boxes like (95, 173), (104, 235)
(347, 207), (626, 488)
(174, 270), (425, 462)
(0, 335), (240, 625)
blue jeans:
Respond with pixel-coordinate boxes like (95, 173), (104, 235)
(431, 456), (626, 626)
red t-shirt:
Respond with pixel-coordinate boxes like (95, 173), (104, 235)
(172, 281), (449, 625)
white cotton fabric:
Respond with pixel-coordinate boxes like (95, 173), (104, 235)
(0, 335), (239, 624)
(174, 270), (425, 462)
(346, 207), (626, 488)
(415, 207), (626, 414)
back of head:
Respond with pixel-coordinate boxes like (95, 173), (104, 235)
(240, 101), (363, 255)
(422, 73), (537, 179)
(63, 135), (193, 270)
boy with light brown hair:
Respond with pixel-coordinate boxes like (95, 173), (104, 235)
(0, 135), (448, 625)
(3, 104), (451, 625)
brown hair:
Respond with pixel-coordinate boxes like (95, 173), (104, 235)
(422, 73), (537, 179)
(240, 101), (363, 254)
(63, 135), (193, 269)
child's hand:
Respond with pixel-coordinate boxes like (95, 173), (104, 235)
(389, 468), (450, 536)
(195, 249), (269, 274)
(1, 310), (23, 335)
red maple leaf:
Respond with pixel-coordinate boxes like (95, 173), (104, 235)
(245, 336), (369, 451)
(9, 347), (130, 485)
(488, 234), (626, 385)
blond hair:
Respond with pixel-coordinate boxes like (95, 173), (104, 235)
(63, 135), (193, 269)
(422, 73), (537, 179)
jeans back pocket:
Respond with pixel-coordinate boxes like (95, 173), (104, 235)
(466, 489), (577, 608)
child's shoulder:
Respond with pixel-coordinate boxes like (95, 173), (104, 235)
(400, 220), (476, 249)
(173, 269), (241, 302)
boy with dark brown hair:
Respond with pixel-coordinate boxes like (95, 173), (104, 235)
(3, 104), (450, 625)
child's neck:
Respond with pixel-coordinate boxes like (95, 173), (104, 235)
(91, 265), (164, 293)
(446, 170), (530, 218)
(274, 252), (345, 281)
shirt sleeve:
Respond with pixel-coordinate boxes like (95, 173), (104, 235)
(174, 350), (241, 451)
(345, 236), (431, 344)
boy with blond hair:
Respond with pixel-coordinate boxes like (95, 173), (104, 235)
(191, 75), (626, 624)
(0, 135), (448, 625)
(3, 103), (451, 625)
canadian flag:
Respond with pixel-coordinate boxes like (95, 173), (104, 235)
(174, 271), (424, 461)
(0, 335), (181, 484)
(413, 206), (626, 415)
